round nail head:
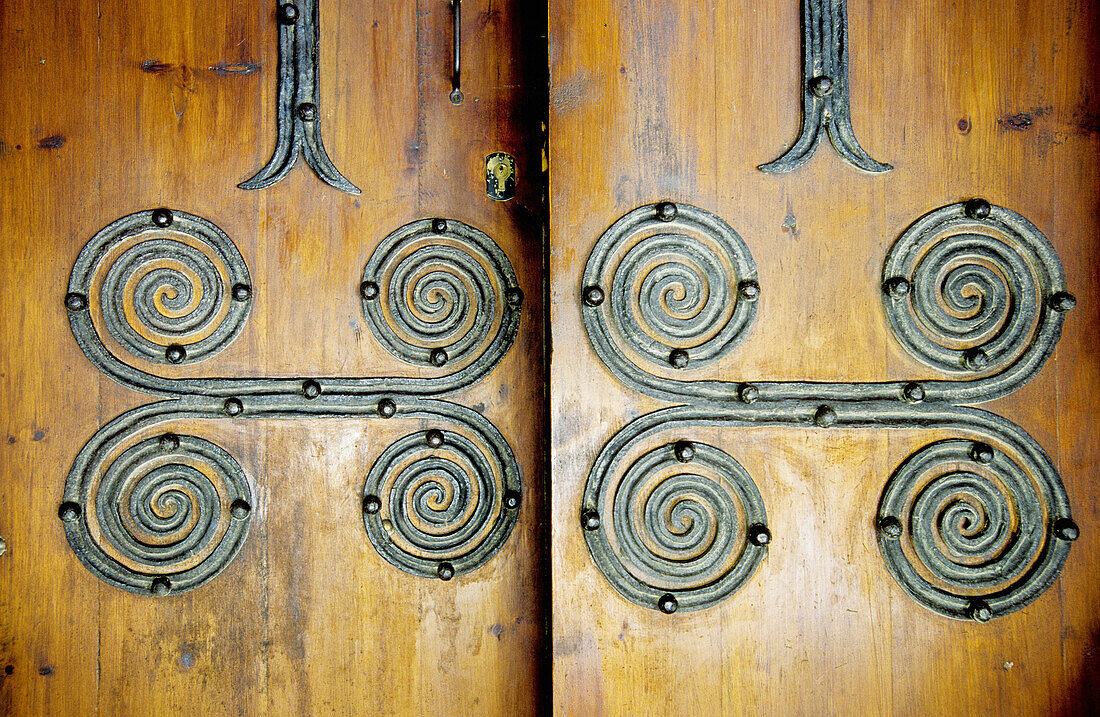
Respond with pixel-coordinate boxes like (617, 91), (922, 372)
(58, 502), (81, 522)
(964, 198), (992, 220)
(970, 442), (995, 465)
(504, 490), (521, 510)
(65, 292), (88, 311)
(360, 281), (379, 300)
(669, 349), (690, 369)
(963, 348), (989, 371)
(277, 3), (299, 24)
(739, 384), (760, 404)
(165, 344), (186, 364)
(583, 285), (605, 307)
(1054, 517), (1079, 542)
(224, 398), (244, 416)
(813, 405), (838, 428)
(884, 277), (911, 299)
(1050, 292), (1076, 313)
(968, 599), (993, 623)
(582, 510), (601, 531)
(432, 219), (448, 234)
(159, 433), (180, 452)
(437, 562), (455, 581)
(674, 440), (695, 463)
(297, 103), (317, 122)
(363, 495), (382, 515)
(656, 202), (678, 222)
(878, 516), (903, 539)
(426, 429), (444, 448)
(232, 284), (252, 302)
(151, 577), (172, 597)
(658, 594), (678, 614)
(506, 287), (524, 307)
(738, 280), (760, 301)
(902, 382), (925, 403)
(152, 208), (174, 227)
(302, 380), (321, 399)
(377, 398), (397, 418)
(748, 524), (772, 546)
(810, 75), (834, 97)
(230, 499), (251, 520)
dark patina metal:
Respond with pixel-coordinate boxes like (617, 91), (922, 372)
(450, 0), (463, 104)
(579, 200), (1077, 619)
(61, 212), (523, 594)
(759, 0), (891, 174)
(239, 0), (359, 194)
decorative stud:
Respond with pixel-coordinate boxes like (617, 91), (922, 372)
(739, 383), (760, 404)
(432, 219), (449, 234)
(158, 433), (180, 452)
(963, 348), (989, 372)
(1049, 292), (1076, 313)
(656, 202), (678, 222)
(223, 398), (244, 416)
(232, 284), (252, 302)
(504, 491), (521, 510)
(813, 405), (838, 428)
(64, 292), (88, 311)
(902, 382), (925, 403)
(302, 380), (322, 399)
(967, 599), (993, 623)
(506, 287), (524, 307)
(809, 75), (834, 97)
(964, 198), (992, 220)
(437, 562), (455, 581)
(363, 495), (382, 515)
(296, 102), (317, 122)
(673, 440), (695, 463)
(883, 277), (911, 298)
(58, 502), (81, 522)
(583, 285), (605, 307)
(878, 516), (903, 539)
(151, 208), (174, 227)
(738, 280), (760, 302)
(669, 349), (690, 369)
(430, 349), (449, 367)
(1053, 518), (1079, 542)
(969, 441), (995, 465)
(658, 594), (678, 614)
(582, 510), (601, 531)
(360, 281), (379, 300)
(425, 429), (445, 448)
(377, 398), (397, 418)
(165, 344), (187, 364)
(150, 577), (172, 597)
(230, 499), (251, 519)
(277, 3), (299, 23)
(748, 524), (772, 546)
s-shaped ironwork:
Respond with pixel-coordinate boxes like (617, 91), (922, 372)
(60, 209), (523, 594)
(579, 200), (1077, 619)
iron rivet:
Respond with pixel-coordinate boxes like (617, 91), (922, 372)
(738, 280), (760, 302)
(739, 383), (760, 404)
(449, 88), (464, 105)
(583, 285), (605, 307)
(964, 198), (992, 220)
(64, 292), (88, 311)
(430, 348), (448, 367)
(230, 499), (251, 520)
(223, 398), (244, 416)
(902, 382), (925, 403)
(504, 490), (521, 510)
(151, 208), (174, 227)
(296, 102), (317, 122)
(748, 524), (772, 546)
(506, 287), (524, 307)
(878, 516), (903, 539)
(363, 495), (382, 515)
(1053, 518), (1079, 542)
(673, 440), (695, 463)
(432, 219), (448, 234)
(58, 502), (81, 522)
(656, 202), (678, 222)
(426, 429), (444, 447)
(377, 398), (397, 418)
(970, 441), (995, 464)
(582, 510), (600, 531)
(302, 380), (321, 399)
(963, 348), (989, 372)
(669, 349), (690, 369)
(658, 594), (678, 614)
(1049, 292), (1076, 313)
(159, 433), (180, 452)
(150, 577), (172, 597)
(437, 562), (455, 581)
(813, 405), (837, 428)
(360, 281), (379, 300)
(165, 344), (186, 364)
(884, 277), (911, 298)
(232, 284), (252, 302)
(277, 3), (299, 23)
(967, 599), (993, 623)
(809, 75), (834, 97)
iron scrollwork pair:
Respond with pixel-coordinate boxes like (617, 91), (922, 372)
(60, 209), (523, 594)
(579, 200), (1077, 621)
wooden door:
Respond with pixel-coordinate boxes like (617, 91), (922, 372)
(549, 0), (1099, 714)
(0, 1), (545, 714)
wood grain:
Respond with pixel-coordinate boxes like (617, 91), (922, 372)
(0, 1), (545, 714)
(549, 0), (1099, 714)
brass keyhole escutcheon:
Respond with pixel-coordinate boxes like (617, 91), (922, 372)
(485, 152), (516, 201)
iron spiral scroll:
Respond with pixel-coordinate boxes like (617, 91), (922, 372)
(61, 209), (523, 594)
(580, 200), (1078, 619)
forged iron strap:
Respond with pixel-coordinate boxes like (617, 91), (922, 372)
(60, 210), (523, 595)
(759, 0), (891, 174)
(239, 0), (360, 194)
(579, 200), (1077, 619)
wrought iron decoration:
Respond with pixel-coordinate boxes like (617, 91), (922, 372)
(60, 209), (523, 594)
(579, 200), (1077, 619)
(239, 1), (360, 194)
(759, 0), (891, 173)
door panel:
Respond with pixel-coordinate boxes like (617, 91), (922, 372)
(0, 1), (545, 714)
(550, 0), (1098, 714)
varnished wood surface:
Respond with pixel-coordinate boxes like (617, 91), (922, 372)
(549, 0), (1099, 714)
(0, 1), (545, 715)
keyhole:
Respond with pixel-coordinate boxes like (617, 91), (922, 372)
(493, 160), (513, 192)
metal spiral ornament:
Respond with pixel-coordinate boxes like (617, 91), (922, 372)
(67, 208), (251, 366)
(361, 218), (519, 370)
(59, 433), (252, 595)
(882, 200), (1069, 378)
(583, 440), (769, 612)
(582, 202), (758, 381)
(877, 439), (1075, 621)
(362, 427), (520, 579)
